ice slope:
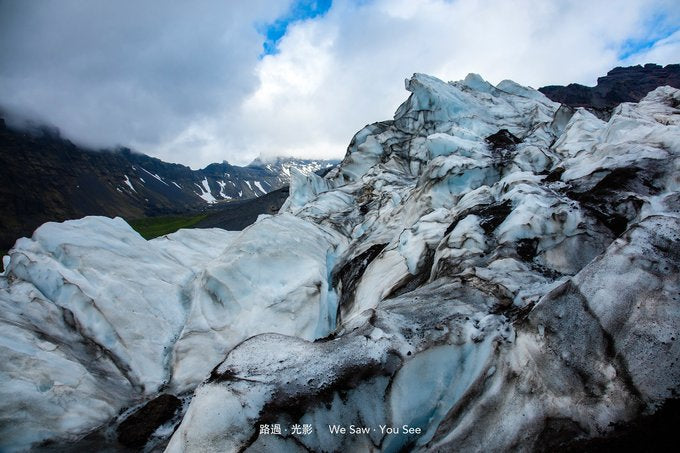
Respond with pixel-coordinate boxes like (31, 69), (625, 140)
(1, 72), (679, 452)
(0, 219), (236, 449)
(170, 76), (680, 451)
(0, 215), (345, 451)
(168, 213), (346, 390)
(167, 281), (513, 453)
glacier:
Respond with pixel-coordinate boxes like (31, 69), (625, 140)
(1, 73), (679, 452)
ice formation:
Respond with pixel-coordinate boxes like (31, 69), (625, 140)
(1, 73), (679, 452)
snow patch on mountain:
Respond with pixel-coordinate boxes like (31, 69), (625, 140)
(141, 167), (169, 186)
(195, 178), (216, 204)
(123, 174), (136, 192)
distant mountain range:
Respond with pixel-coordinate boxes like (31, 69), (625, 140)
(0, 119), (336, 250)
(539, 63), (680, 113)
(2, 63), (678, 252)
(3, 66), (679, 452)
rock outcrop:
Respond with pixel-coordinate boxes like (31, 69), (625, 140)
(539, 63), (680, 113)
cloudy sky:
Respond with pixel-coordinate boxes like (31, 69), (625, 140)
(1, 0), (678, 168)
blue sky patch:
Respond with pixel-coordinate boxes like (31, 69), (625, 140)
(618, 12), (679, 60)
(258, 0), (333, 57)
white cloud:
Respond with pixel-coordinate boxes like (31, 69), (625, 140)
(0, 0), (291, 167)
(223, 0), (675, 166)
(1, 0), (676, 168)
(624, 29), (680, 65)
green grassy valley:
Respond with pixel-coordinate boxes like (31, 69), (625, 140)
(128, 214), (208, 240)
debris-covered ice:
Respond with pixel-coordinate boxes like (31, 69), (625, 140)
(1, 73), (679, 452)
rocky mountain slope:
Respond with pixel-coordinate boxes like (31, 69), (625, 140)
(1, 72), (679, 452)
(0, 120), (334, 251)
(539, 63), (680, 114)
(192, 186), (291, 231)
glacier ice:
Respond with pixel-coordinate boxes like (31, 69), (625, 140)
(0, 214), (344, 450)
(1, 73), (679, 452)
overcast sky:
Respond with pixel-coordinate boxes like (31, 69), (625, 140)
(1, 0), (678, 168)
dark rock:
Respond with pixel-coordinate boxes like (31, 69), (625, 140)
(359, 203), (370, 214)
(332, 243), (387, 322)
(544, 167), (565, 183)
(535, 418), (588, 453)
(477, 200), (514, 234)
(116, 394), (182, 448)
(444, 200), (513, 236)
(559, 399), (680, 453)
(566, 166), (659, 237)
(539, 64), (680, 111)
(485, 129), (522, 150)
(208, 366), (241, 384)
(516, 238), (538, 261)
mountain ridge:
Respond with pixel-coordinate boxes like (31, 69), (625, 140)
(2, 63), (677, 252)
(0, 120), (336, 250)
(538, 63), (680, 113)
